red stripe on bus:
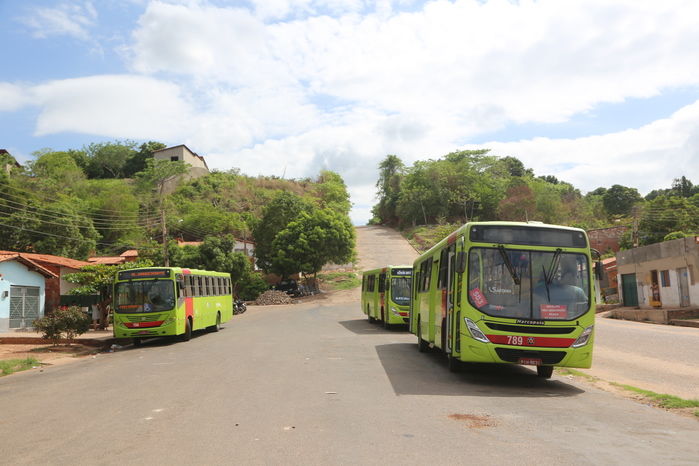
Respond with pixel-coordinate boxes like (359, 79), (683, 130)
(185, 297), (193, 319)
(125, 321), (164, 328)
(447, 232), (457, 245)
(486, 335), (576, 348)
(182, 269), (191, 275)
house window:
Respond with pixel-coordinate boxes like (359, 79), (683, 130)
(171, 156), (178, 161)
(660, 270), (670, 287)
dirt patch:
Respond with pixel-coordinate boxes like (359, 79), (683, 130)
(448, 413), (497, 428)
(0, 343), (101, 368)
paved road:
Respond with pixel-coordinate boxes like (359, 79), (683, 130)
(1, 301), (698, 465)
(587, 317), (699, 399)
(1, 225), (698, 464)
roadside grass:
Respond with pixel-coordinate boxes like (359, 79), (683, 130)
(610, 383), (699, 410)
(557, 368), (699, 419)
(401, 223), (462, 253)
(317, 272), (361, 291)
(0, 357), (40, 376)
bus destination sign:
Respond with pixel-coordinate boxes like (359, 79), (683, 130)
(118, 269), (171, 280)
(392, 268), (412, 276)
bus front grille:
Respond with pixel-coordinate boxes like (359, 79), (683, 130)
(125, 314), (164, 323)
(486, 323), (576, 334)
(494, 348), (566, 364)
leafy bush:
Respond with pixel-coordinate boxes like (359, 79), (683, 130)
(237, 272), (269, 301)
(33, 306), (91, 346)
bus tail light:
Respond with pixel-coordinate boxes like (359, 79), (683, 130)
(571, 325), (594, 348)
(391, 307), (400, 316)
(464, 318), (490, 343)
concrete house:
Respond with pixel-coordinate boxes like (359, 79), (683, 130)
(616, 237), (699, 308)
(0, 254), (57, 331)
(152, 145), (210, 194)
(0, 251), (91, 321)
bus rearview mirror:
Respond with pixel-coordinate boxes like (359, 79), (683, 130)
(456, 252), (466, 274)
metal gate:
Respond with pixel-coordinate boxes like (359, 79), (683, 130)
(9, 286), (41, 329)
(677, 267), (690, 307)
(621, 273), (639, 307)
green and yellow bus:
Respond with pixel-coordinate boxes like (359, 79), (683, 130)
(411, 221), (598, 378)
(113, 267), (233, 345)
(361, 266), (412, 328)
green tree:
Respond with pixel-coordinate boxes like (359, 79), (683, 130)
(373, 154), (405, 225)
(637, 196), (699, 245)
(252, 191), (310, 273)
(123, 141), (166, 178)
(602, 184), (642, 216)
(64, 260), (154, 329)
(271, 209), (355, 279)
(314, 170), (352, 214)
(85, 141), (138, 179)
(29, 150), (86, 185)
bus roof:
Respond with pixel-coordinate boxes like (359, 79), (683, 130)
(414, 221), (588, 263)
(115, 266), (231, 280)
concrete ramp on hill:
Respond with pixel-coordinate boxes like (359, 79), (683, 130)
(355, 226), (420, 272)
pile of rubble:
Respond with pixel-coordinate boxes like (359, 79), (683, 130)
(254, 290), (294, 306)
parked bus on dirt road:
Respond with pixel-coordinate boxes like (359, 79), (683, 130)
(410, 221), (599, 378)
(361, 266), (412, 328)
(113, 267), (233, 345)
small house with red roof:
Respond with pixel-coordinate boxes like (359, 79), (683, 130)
(0, 251), (91, 330)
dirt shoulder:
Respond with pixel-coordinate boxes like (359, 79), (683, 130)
(0, 342), (101, 368)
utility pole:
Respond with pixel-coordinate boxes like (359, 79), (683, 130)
(158, 179), (169, 267)
(162, 205), (169, 266)
(631, 205), (640, 248)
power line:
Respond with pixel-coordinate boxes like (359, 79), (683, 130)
(0, 199), (160, 229)
(0, 182), (161, 220)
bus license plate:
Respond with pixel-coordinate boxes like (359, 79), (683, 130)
(519, 358), (542, 366)
(137, 330), (150, 335)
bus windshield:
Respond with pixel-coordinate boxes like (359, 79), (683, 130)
(115, 280), (176, 313)
(467, 247), (589, 320)
(391, 277), (411, 304)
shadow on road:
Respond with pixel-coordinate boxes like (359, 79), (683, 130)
(338, 319), (409, 335)
(376, 343), (585, 398)
(119, 327), (226, 350)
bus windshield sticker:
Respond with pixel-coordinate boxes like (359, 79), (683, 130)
(540, 304), (567, 319)
(469, 288), (488, 308)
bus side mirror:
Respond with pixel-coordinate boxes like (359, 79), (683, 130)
(456, 252), (466, 274)
(594, 261), (603, 280)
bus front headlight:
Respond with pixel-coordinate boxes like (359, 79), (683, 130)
(464, 318), (490, 343)
(571, 325), (594, 348)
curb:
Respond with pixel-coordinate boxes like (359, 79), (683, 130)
(0, 336), (118, 347)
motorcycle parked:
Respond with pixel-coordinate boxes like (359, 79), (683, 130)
(234, 298), (247, 315)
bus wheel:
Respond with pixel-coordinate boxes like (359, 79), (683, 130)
(133, 337), (142, 347)
(382, 309), (390, 329)
(210, 312), (221, 332)
(447, 354), (461, 373)
(537, 366), (554, 379)
(417, 318), (429, 353)
(181, 318), (192, 342)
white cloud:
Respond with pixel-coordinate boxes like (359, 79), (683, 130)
(0, 83), (30, 111)
(9, 0), (699, 226)
(19, 1), (98, 40)
(32, 75), (193, 140)
(470, 100), (699, 197)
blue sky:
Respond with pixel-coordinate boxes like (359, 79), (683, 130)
(2, 0), (699, 225)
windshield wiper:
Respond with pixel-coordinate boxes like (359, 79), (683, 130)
(540, 248), (563, 302)
(545, 248), (563, 286)
(498, 244), (520, 286)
